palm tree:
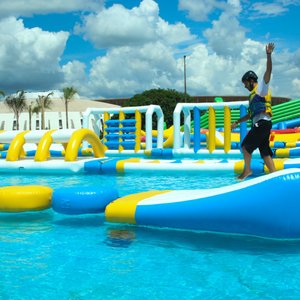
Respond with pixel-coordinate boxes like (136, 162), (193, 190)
(27, 101), (34, 130)
(27, 101), (41, 130)
(4, 90), (27, 130)
(35, 92), (53, 129)
(63, 87), (77, 129)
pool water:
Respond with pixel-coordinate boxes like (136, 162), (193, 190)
(0, 171), (237, 195)
(1, 172), (300, 299)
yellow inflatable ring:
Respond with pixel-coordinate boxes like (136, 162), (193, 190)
(0, 185), (53, 212)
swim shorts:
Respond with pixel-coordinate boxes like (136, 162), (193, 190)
(241, 119), (273, 158)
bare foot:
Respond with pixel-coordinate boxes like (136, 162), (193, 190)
(237, 171), (253, 180)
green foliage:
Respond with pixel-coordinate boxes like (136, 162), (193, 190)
(35, 92), (54, 129)
(126, 88), (193, 127)
(36, 92), (53, 111)
(63, 87), (77, 102)
(63, 86), (77, 129)
(4, 90), (27, 130)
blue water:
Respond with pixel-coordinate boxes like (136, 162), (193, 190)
(1, 172), (300, 299)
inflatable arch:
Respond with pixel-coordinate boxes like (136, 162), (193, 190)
(6, 130), (30, 161)
(64, 128), (105, 161)
(34, 129), (58, 161)
(4, 129), (105, 162)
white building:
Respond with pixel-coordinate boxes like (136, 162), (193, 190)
(0, 94), (120, 131)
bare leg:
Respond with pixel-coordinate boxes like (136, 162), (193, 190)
(238, 146), (253, 180)
(263, 155), (276, 173)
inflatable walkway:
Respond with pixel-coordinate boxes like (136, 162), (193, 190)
(105, 168), (300, 239)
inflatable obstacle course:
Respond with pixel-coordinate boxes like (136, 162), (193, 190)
(0, 185), (52, 212)
(105, 169), (300, 239)
(0, 128), (105, 162)
(3, 169), (300, 239)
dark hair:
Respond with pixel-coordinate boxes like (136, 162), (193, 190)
(241, 70), (258, 82)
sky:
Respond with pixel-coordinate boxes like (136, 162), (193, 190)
(0, 0), (300, 100)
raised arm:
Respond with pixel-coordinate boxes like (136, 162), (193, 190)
(264, 42), (275, 84)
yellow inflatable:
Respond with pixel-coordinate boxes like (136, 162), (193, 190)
(141, 126), (175, 148)
(0, 185), (53, 212)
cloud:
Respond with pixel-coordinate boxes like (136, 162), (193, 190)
(292, 78), (300, 96)
(60, 0), (300, 100)
(175, 44), (240, 95)
(269, 49), (300, 98)
(178, 0), (226, 21)
(61, 60), (88, 90)
(295, 49), (300, 67)
(0, 0), (104, 18)
(0, 0), (299, 101)
(0, 17), (69, 92)
(249, 2), (288, 18)
(76, 0), (196, 48)
(74, 41), (181, 98)
(246, 0), (300, 19)
(203, 0), (246, 58)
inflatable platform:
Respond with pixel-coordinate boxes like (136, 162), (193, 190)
(105, 168), (300, 239)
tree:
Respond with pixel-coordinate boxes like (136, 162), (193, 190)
(27, 101), (34, 130)
(62, 87), (77, 129)
(35, 92), (53, 129)
(0, 90), (5, 97)
(4, 90), (27, 130)
(126, 88), (193, 128)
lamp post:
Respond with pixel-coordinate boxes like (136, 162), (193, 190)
(183, 55), (187, 102)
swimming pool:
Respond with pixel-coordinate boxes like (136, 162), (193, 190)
(1, 172), (300, 299)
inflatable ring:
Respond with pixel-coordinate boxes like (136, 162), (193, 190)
(52, 186), (118, 215)
(0, 185), (53, 212)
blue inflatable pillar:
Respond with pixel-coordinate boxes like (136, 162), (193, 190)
(193, 107), (201, 153)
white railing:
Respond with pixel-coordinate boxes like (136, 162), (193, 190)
(82, 105), (164, 150)
(173, 101), (249, 150)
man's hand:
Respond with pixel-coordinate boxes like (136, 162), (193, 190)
(264, 42), (275, 84)
(231, 121), (238, 130)
(266, 42), (275, 55)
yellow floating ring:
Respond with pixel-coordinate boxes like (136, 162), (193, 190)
(0, 185), (53, 212)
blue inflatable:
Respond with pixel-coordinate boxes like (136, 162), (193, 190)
(106, 169), (300, 239)
(53, 186), (118, 215)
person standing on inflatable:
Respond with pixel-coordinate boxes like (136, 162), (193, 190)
(231, 42), (276, 180)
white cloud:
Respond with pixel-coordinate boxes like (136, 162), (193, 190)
(178, 0), (226, 21)
(173, 42), (252, 97)
(0, 0), (104, 18)
(268, 50), (300, 98)
(0, 17), (69, 92)
(250, 2), (288, 18)
(294, 49), (300, 67)
(246, 0), (300, 19)
(203, 0), (246, 58)
(76, 0), (196, 48)
(61, 60), (88, 91)
(59, 0), (300, 100)
(279, 0), (300, 4)
(76, 41), (181, 98)
(0, 0), (299, 101)
(292, 78), (300, 97)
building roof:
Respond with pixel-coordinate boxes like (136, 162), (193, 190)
(0, 98), (120, 114)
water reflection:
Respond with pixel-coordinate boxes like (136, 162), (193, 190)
(0, 211), (53, 237)
(104, 227), (136, 248)
(104, 224), (300, 254)
(53, 214), (105, 227)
